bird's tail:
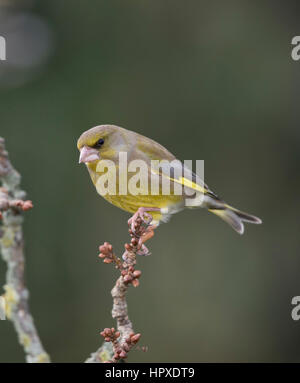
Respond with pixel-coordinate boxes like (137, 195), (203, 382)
(205, 195), (262, 234)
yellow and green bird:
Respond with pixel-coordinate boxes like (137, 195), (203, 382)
(77, 124), (262, 235)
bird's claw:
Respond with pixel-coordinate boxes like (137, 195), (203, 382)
(128, 208), (158, 256)
(136, 244), (151, 256)
(136, 225), (156, 256)
(128, 207), (153, 234)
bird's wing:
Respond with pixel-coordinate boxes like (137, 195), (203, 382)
(133, 134), (216, 197)
(150, 159), (216, 197)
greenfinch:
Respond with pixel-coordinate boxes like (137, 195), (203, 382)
(77, 124), (261, 234)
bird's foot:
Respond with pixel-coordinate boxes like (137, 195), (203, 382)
(128, 207), (160, 235)
(137, 244), (151, 256)
(128, 207), (159, 256)
(136, 225), (156, 256)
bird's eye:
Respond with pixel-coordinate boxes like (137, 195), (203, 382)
(94, 138), (104, 148)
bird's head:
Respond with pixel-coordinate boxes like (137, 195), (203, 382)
(77, 125), (124, 164)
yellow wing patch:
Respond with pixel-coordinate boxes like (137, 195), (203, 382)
(177, 177), (207, 194)
(150, 166), (208, 194)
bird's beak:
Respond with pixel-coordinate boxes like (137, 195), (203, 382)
(79, 146), (100, 164)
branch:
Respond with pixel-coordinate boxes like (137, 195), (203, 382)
(85, 217), (153, 363)
(0, 137), (50, 363)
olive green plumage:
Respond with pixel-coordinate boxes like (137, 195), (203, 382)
(77, 124), (262, 233)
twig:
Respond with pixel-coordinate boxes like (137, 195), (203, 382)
(85, 217), (153, 363)
(0, 137), (50, 363)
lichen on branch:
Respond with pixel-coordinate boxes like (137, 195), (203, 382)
(0, 137), (50, 363)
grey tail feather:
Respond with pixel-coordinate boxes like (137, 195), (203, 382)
(205, 195), (262, 234)
(208, 208), (245, 234)
(232, 208), (262, 225)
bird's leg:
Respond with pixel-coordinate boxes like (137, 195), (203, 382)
(128, 207), (160, 234)
(137, 225), (156, 256)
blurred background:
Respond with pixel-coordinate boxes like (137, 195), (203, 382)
(0, 0), (299, 362)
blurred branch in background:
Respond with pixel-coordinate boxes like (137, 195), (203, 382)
(0, 137), (50, 363)
(86, 217), (153, 363)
